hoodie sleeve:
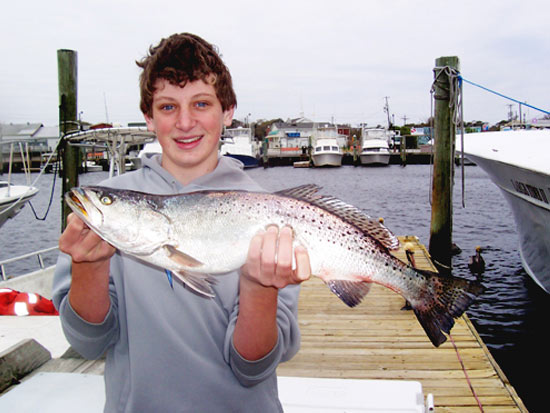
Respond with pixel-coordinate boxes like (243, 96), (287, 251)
(223, 283), (301, 387)
(52, 252), (119, 360)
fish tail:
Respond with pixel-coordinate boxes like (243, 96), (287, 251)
(411, 270), (484, 347)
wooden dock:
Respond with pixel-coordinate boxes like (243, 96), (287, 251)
(277, 236), (528, 412)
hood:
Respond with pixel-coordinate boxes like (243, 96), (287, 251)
(140, 153), (265, 193)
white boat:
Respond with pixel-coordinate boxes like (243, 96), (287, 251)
(0, 182), (39, 228)
(463, 129), (550, 293)
(360, 128), (392, 166)
(82, 161), (103, 172)
(219, 127), (260, 168)
(312, 138), (343, 167)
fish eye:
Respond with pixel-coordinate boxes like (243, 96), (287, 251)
(100, 195), (113, 205)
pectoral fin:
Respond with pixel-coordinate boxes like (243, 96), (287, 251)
(170, 270), (217, 298)
(164, 245), (203, 268)
(326, 280), (372, 307)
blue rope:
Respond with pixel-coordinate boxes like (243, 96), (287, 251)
(459, 76), (550, 116)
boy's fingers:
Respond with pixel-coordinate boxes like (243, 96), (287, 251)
(261, 226), (279, 276)
(294, 245), (311, 282)
(275, 227), (293, 277)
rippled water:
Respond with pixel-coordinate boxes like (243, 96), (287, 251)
(1, 164), (548, 412)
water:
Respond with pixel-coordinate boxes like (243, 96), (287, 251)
(1, 165), (548, 412)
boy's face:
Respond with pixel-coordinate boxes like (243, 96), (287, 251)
(144, 78), (234, 183)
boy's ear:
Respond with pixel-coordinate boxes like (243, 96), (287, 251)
(223, 106), (235, 127)
(144, 113), (155, 132)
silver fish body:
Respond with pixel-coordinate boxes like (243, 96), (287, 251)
(65, 184), (482, 346)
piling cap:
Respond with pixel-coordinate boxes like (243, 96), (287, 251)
(404, 242), (415, 252)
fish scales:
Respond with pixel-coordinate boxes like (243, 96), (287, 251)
(163, 190), (393, 286)
(65, 184), (483, 347)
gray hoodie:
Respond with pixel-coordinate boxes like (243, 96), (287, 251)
(52, 155), (301, 412)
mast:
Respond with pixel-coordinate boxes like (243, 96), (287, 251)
(383, 96), (392, 129)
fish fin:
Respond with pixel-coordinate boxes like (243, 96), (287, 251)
(171, 270), (217, 298)
(314, 196), (399, 250)
(326, 280), (372, 308)
(276, 186), (399, 250)
(164, 245), (203, 268)
(274, 184), (323, 200)
(411, 270), (484, 347)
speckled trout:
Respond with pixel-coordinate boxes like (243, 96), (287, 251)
(65, 184), (482, 346)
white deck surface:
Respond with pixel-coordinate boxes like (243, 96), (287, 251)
(0, 373), (105, 412)
(279, 376), (426, 412)
(0, 372), (426, 412)
(0, 316), (69, 358)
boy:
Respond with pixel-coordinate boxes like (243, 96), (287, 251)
(53, 33), (311, 412)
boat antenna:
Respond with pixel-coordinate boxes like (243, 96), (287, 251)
(384, 96), (392, 129)
(104, 92), (110, 123)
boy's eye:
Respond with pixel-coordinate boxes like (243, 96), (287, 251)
(195, 101), (209, 108)
(161, 104), (175, 111)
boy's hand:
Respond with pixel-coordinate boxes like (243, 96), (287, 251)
(235, 225), (310, 360)
(240, 225), (311, 290)
(59, 213), (116, 263)
(59, 213), (114, 323)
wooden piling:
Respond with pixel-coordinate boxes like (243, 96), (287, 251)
(57, 49), (80, 231)
(429, 56), (460, 274)
(262, 138), (268, 168)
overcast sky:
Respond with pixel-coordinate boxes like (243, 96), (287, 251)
(2, 0), (549, 128)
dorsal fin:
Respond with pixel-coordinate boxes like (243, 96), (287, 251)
(274, 184), (322, 200)
(312, 195), (399, 250)
(274, 185), (399, 250)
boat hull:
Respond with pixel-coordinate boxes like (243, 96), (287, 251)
(312, 153), (342, 167)
(0, 185), (39, 228)
(360, 153), (390, 166)
(223, 154), (259, 168)
(464, 131), (550, 293)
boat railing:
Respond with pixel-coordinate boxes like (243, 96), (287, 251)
(0, 246), (58, 281)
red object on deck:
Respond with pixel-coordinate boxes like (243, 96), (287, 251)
(0, 288), (59, 316)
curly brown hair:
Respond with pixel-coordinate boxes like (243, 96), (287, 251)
(136, 33), (237, 117)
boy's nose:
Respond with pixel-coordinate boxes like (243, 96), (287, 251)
(175, 109), (196, 130)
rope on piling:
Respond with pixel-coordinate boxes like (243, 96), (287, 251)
(429, 66), (466, 208)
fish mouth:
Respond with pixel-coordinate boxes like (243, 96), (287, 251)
(65, 187), (102, 224)
(66, 188), (88, 218)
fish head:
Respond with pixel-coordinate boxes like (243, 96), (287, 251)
(65, 186), (171, 254)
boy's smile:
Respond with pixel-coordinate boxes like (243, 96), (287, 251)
(144, 78), (234, 184)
